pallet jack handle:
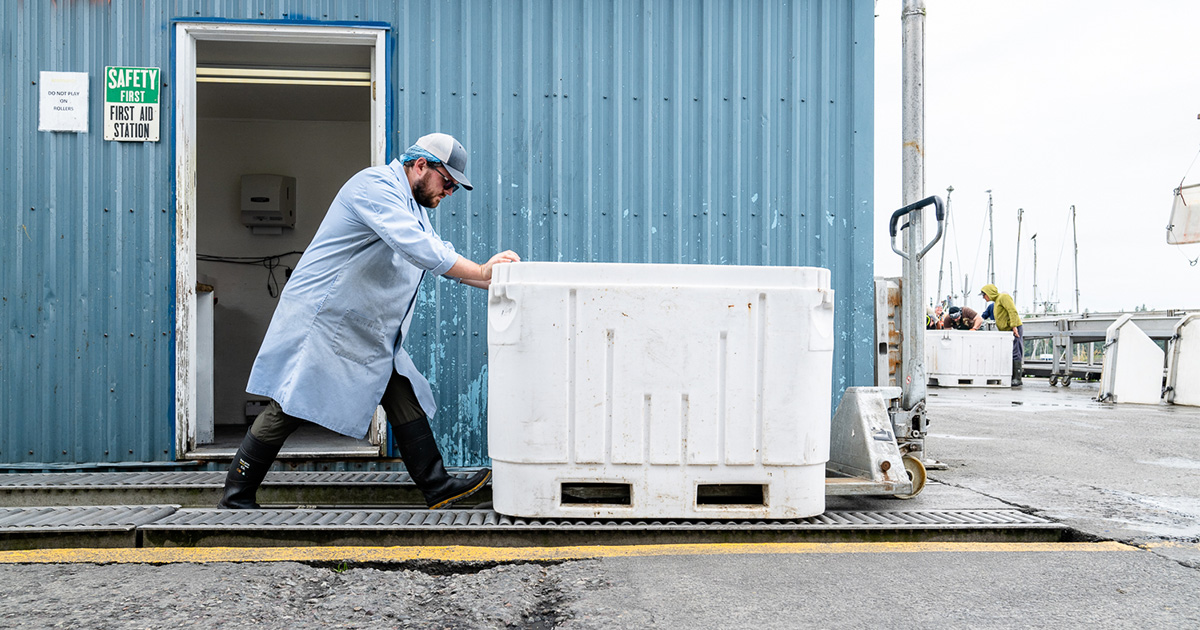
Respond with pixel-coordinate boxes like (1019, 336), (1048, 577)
(889, 195), (945, 261)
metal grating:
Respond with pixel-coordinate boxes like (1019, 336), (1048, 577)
(140, 508), (1058, 531)
(0, 471), (418, 489)
(0, 505), (179, 532)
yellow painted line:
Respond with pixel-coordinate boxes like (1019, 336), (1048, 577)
(0, 541), (1135, 565)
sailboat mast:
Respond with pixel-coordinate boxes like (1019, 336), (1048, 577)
(936, 185), (953, 306)
(1013, 207), (1023, 307)
(987, 190), (995, 284)
(1072, 205), (1080, 313)
(949, 261), (955, 301)
(1031, 233), (1039, 312)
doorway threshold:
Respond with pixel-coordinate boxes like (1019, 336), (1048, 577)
(184, 424), (381, 459)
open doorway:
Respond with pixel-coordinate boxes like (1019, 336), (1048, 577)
(174, 22), (388, 459)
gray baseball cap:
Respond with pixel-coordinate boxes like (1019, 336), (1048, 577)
(413, 132), (473, 191)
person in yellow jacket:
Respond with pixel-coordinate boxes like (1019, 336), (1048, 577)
(981, 284), (1025, 387)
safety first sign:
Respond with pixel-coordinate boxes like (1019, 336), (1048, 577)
(104, 66), (160, 142)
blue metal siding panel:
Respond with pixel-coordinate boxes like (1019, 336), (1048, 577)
(1, 0), (872, 467)
(407, 0), (875, 466)
(2, 1), (176, 464)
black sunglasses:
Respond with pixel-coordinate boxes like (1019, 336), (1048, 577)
(430, 163), (460, 193)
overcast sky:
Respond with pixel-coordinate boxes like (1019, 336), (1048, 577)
(873, 0), (1200, 314)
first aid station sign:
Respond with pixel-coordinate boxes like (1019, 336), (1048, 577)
(104, 66), (160, 142)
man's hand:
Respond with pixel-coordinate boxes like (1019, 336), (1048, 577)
(481, 250), (521, 280)
(446, 250), (521, 289)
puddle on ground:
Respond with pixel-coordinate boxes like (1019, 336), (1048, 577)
(926, 433), (993, 441)
(1138, 457), (1200, 470)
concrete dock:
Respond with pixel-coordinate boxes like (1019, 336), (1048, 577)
(1, 378), (1198, 628)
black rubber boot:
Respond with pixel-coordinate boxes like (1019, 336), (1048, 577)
(217, 432), (281, 509)
(394, 417), (491, 509)
(1012, 357), (1024, 387)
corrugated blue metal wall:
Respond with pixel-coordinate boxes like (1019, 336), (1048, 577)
(1, 0), (873, 467)
(1, 2), (176, 465)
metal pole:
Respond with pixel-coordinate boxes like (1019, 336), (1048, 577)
(986, 190), (995, 285)
(900, 0), (926, 412)
(1031, 233), (1039, 313)
(949, 261), (955, 303)
(935, 185), (953, 306)
(1072, 205), (1080, 313)
(1013, 207), (1023, 307)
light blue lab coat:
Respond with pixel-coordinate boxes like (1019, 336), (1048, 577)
(246, 160), (459, 438)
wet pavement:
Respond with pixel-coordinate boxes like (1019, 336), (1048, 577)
(925, 378), (1200, 567)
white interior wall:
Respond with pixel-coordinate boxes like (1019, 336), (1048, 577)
(197, 118), (369, 427)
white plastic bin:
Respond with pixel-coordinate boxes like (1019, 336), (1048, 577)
(1099, 315), (1165, 404)
(1166, 313), (1200, 407)
(925, 329), (1012, 387)
(487, 262), (834, 519)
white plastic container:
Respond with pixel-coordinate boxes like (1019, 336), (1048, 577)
(487, 262), (834, 519)
(1099, 315), (1165, 404)
(925, 329), (1012, 387)
(1166, 313), (1200, 407)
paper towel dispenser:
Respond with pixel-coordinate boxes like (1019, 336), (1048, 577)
(241, 174), (296, 234)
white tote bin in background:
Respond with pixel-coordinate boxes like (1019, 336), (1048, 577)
(487, 262), (834, 519)
(1099, 314), (1165, 404)
(925, 329), (1012, 387)
(1165, 313), (1200, 407)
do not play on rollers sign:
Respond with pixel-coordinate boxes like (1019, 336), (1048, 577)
(104, 66), (160, 142)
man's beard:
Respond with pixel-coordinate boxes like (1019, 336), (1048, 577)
(412, 178), (441, 209)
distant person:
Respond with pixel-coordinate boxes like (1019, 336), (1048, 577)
(945, 305), (983, 330)
(218, 133), (520, 511)
(926, 304), (946, 329)
(981, 301), (994, 322)
(980, 284), (1024, 387)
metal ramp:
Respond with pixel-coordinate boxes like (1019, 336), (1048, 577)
(0, 505), (179, 549)
(0, 471), (486, 509)
(0, 505), (1064, 550)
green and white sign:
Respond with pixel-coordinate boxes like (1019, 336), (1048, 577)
(104, 66), (160, 142)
